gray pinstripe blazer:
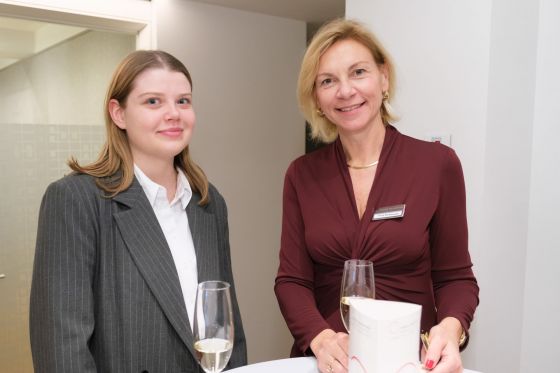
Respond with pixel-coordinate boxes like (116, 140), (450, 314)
(29, 173), (247, 373)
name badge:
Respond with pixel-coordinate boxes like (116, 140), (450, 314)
(372, 204), (406, 221)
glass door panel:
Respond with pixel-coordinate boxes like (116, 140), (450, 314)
(0, 21), (134, 372)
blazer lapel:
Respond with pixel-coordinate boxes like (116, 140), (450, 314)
(186, 192), (219, 282)
(112, 179), (197, 358)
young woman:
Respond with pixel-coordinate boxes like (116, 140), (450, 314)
(30, 50), (247, 373)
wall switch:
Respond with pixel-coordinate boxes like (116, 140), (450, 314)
(425, 133), (452, 147)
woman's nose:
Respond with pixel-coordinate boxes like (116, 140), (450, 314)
(165, 102), (180, 119)
(337, 79), (355, 98)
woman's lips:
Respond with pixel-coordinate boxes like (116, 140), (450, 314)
(337, 102), (365, 112)
(158, 128), (183, 137)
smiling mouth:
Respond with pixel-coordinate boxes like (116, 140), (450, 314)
(158, 128), (183, 136)
(337, 102), (365, 112)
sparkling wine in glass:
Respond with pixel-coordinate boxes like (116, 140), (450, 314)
(340, 259), (375, 332)
(193, 281), (234, 373)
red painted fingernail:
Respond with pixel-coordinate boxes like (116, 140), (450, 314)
(425, 359), (435, 369)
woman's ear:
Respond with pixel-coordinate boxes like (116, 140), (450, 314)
(379, 64), (390, 93)
(108, 99), (126, 130)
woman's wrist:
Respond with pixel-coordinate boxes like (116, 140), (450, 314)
(310, 329), (336, 354)
(437, 317), (465, 346)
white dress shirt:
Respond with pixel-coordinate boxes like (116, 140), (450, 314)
(134, 164), (198, 330)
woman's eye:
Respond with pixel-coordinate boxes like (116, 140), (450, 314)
(320, 78), (333, 87)
(146, 98), (159, 105)
(354, 68), (366, 76)
(178, 98), (191, 105)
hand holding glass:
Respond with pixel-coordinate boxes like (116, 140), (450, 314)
(193, 281), (234, 373)
(340, 259), (375, 332)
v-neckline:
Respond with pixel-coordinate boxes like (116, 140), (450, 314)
(334, 125), (399, 257)
(349, 167), (377, 220)
(336, 132), (386, 223)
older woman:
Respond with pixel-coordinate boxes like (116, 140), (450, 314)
(275, 19), (478, 373)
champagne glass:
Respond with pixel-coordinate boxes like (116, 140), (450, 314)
(193, 281), (234, 373)
(340, 259), (375, 332)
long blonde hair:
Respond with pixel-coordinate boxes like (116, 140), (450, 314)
(69, 50), (209, 205)
(298, 19), (397, 143)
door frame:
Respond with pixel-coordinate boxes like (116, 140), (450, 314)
(0, 0), (154, 49)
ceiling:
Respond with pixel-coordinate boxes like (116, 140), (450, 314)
(194, 0), (344, 27)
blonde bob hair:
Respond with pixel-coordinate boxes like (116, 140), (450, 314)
(69, 50), (209, 205)
(298, 18), (397, 143)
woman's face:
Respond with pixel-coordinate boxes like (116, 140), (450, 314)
(315, 38), (388, 137)
(109, 67), (195, 168)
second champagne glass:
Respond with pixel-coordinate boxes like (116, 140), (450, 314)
(340, 259), (375, 332)
(193, 281), (234, 373)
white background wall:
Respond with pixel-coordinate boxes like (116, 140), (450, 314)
(154, 0), (305, 363)
(348, 0), (560, 372)
(520, 0), (560, 371)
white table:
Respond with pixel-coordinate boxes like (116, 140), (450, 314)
(228, 357), (482, 373)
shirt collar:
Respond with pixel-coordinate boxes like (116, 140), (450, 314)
(134, 164), (192, 209)
(175, 168), (192, 209)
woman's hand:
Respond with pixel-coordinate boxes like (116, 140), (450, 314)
(310, 329), (349, 373)
(422, 317), (464, 373)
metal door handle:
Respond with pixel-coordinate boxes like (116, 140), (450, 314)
(0, 274), (6, 279)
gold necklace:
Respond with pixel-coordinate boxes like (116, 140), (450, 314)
(347, 160), (379, 169)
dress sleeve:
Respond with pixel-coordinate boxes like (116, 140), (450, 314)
(29, 178), (98, 372)
(430, 147), (480, 334)
(274, 162), (330, 355)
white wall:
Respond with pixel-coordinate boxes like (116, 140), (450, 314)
(476, 0), (538, 371)
(348, 0), (559, 372)
(154, 0), (305, 363)
(520, 0), (560, 371)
